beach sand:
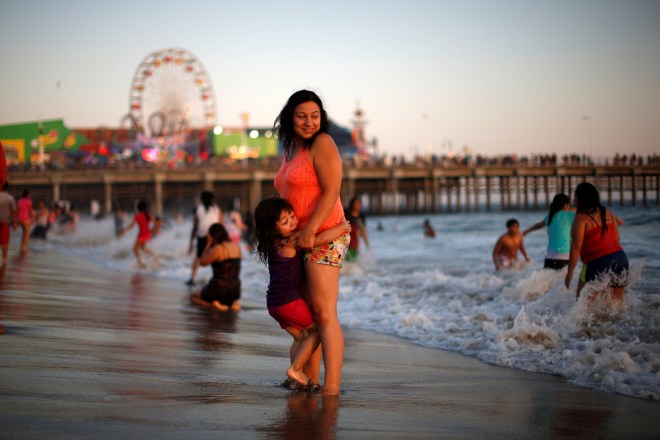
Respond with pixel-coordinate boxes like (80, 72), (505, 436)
(0, 246), (658, 439)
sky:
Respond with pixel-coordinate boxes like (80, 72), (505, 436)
(1, 0), (659, 159)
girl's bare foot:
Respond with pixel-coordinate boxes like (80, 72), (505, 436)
(286, 367), (309, 386)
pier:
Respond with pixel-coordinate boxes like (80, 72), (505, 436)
(8, 165), (660, 216)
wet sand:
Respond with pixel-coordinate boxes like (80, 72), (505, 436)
(1, 246), (658, 439)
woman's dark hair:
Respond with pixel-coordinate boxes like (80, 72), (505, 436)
(200, 191), (214, 211)
(575, 182), (608, 236)
(253, 197), (294, 265)
(136, 200), (151, 222)
(22, 189), (30, 198)
(547, 193), (570, 226)
(208, 222), (230, 244)
(273, 90), (330, 160)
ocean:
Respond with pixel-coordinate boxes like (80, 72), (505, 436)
(34, 204), (660, 401)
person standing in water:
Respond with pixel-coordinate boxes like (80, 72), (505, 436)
(274, 90), (350, 396)
(344, 195), (369, 262)
(186, 191), (222, 286)
(121, 200), (159, 269)
(523, 193), (575, 270)
(565, 182), (629, 302)
(0, 181), (17, 265)
(16, 190), (34, 253)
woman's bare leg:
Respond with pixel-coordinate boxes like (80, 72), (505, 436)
(305, 262), (343, 396)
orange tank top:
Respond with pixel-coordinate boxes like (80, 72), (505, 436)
(274, 148), (344, 232)
(580, 218), (623, 263)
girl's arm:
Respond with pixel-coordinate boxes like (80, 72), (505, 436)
(297, 134), (342, 250)
(565, 215), (586, 289)
(121, 217), (137, 236)
(314, 219), (351, 246)
(523, 220), (545, 236)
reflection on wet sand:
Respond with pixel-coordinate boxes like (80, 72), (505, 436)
(0, 246), (658, 439)
(263, 393), (339, 440)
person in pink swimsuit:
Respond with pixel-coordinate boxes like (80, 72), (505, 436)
(273, 90), (350, 396)
(16, 190), (34, 253)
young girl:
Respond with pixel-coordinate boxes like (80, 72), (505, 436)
(121, 200), (159, 269)
(254, 197), (350, 387)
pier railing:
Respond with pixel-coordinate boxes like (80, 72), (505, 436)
(8, 165), (660, 216)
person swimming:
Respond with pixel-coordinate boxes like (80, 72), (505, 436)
(493, 219), (530, 271)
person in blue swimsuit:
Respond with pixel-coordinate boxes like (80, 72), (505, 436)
(523, 194), (575, 270)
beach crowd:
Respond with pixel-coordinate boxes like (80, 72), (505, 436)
(0, 90), (632, 396)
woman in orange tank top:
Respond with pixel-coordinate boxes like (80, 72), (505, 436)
(565, 182), (628, 303)
(273, 90), (349, 396)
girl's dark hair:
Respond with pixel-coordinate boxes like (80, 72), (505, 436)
(208, 222), (230, 244)
(253, 197), (294, 265)
(547, 193), (570, 226)
(575, 182), (608, 236)
(200, 191), (214, 212)
(137, 200), (151, 222)
(273, 90), (330, 160)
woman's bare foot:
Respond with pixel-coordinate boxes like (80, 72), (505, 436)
(286, 367), (309, 386)
(212, 301), (229, 312)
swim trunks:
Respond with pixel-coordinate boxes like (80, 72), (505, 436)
(303, 232), (350, 268)
(544, 258), (569, 270)
(579, 250), (629, 287)
(268, 298), (315, 330)
(497, 254), (513, 269)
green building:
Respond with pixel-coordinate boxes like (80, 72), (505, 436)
(0, 119), (88, 164)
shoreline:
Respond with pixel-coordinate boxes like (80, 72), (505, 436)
(1, 245), (658, 438)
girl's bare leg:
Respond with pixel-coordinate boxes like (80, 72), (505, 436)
(285, 326), (321, 385)
(305, 262), (343, 396)
(133, 242), (145, 268)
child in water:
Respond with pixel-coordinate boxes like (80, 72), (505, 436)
(492, 218), (529, 271)
(253, 197), (350, 387)
(121, 200), (159, 269)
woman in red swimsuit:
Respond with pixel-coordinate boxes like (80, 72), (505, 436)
(274, 90), (349, 396)
(565, 182), (628, 302)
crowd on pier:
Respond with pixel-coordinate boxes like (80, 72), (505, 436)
(6, 150), (660, 174)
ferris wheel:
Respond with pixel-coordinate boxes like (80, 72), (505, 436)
(128, 48), (217, 136)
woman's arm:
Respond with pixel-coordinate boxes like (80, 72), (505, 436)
(523, 220), (545, 236)
(314, 219), (351, 246)
(199, 238), (220, 266)
(565, 215), (586, 289)
(297, 134), (342, 250)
